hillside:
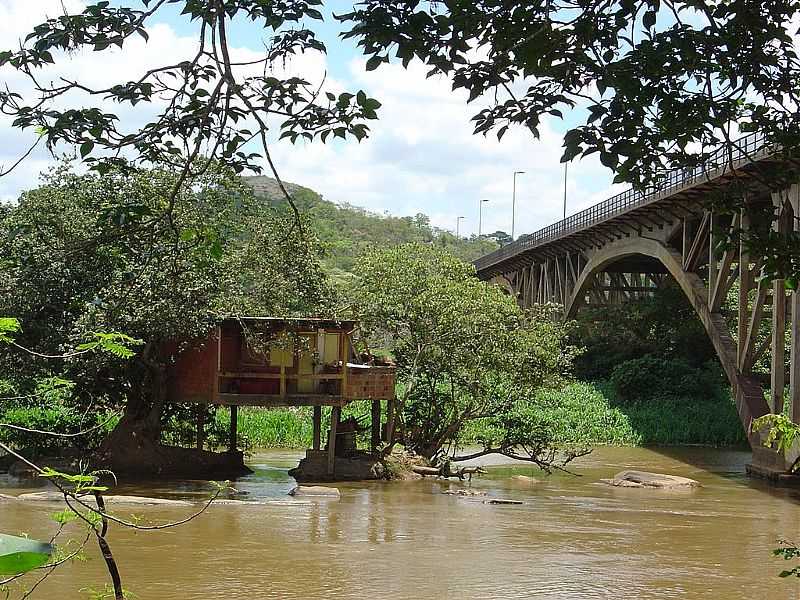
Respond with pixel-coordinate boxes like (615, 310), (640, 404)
(245, 176), (499, 281)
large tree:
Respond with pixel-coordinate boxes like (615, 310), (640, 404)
(351, 243), (583, 469)
(0, 164), (329, 473)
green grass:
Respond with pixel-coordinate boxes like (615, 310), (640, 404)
(460, 381), (747, 448)
(214, 407), (314, 449)
(213, 401), (380, 450)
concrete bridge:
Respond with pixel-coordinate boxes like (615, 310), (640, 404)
(474, 132), (800, 477)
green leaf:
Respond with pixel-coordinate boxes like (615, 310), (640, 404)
(365, 55), (383, 71)
(0, 534), (53, 576)
(0, 317), (20, 343)
(80, 141), (94, 158)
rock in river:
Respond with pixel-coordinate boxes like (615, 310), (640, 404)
(600, 470), (701, 489)
(14, 491), (193, 506)
(510, 475), (539, 485)
(288, 485), (341, 498)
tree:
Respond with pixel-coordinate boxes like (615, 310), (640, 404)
(0, 163), (329, 474)
(351, 243), (585, 470)
(340, 1), (800, 277)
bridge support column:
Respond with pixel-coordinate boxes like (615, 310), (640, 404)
(790, 186), (800, 423)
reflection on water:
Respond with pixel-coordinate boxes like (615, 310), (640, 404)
(2, 447), (800, 599)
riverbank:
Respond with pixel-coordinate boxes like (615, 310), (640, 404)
(210, 381), (746, 450)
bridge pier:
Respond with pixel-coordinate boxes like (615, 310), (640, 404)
(477, 139), (800, 477)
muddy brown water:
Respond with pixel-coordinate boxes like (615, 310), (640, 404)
(2, 446), (800, 599)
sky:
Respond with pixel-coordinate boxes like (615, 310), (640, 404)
(0, 0), (626, 239)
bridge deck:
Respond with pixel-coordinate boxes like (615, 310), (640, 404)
(475, 132), (780, 277)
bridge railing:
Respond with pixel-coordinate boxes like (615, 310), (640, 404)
(475, 131), (770, 272)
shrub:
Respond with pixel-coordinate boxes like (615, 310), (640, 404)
(609, 355), (722, 404)
(0, 405), (118, 457)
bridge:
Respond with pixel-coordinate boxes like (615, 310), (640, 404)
(474, 132), (800, 477)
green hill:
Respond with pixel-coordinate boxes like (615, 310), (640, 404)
(245, 176), (500, 282)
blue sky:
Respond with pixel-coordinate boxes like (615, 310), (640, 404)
(0, 1), (623, 238)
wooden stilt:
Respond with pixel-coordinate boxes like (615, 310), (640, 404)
(196, 408), (205, 451)
(229, 405), (238, 453)
(312, 405), (322, 450)
(371, 399), (381, 452)
(385, 399), (396, 445)
(327, 406), (340, 476)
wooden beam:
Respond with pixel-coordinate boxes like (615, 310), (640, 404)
(386, 399), (396, 445)
(213, 393), (348, 407)
(229, 405), (238, 453)
(196, 407), (205, 451)
(328, 406), (340, 476)
(371, 399), (381, 451)
(313, 405), (322, 450)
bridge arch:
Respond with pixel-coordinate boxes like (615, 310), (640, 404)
(564, 237), (769, 448)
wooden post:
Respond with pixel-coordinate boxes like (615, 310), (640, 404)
(327, 406), (340, 477)
(229, 405), (238, 453)
(313, 405), (322, 450)
(371, 399), (381, 452)
(385, 399), (396, 445)
(196, 408), (205, 451)
(279, 365), (286, 398)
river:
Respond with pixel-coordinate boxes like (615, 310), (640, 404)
(2, 446), (800, 599)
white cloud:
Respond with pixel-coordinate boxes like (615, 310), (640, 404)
(269, 58), (618, 238)
(0, 1), (618, 241)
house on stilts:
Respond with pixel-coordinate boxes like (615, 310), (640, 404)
(166, 317), (397, 481)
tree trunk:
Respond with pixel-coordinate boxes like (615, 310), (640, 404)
(94, 344), (250, 479)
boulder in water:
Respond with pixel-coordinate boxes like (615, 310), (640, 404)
(15, 491), (193, 506)
(600, 470), (701, 489)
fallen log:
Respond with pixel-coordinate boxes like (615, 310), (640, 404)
(411, 464), (486, 481)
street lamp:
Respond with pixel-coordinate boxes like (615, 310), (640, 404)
(512, 170), (525, 240)
(478, 199), (489, 237)
(563, 162), (568, 220)
(456, 216), (465, 238)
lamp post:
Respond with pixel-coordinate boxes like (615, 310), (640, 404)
(456, 216), (465, 238)
(563, 162), (568, 220)
(512, 170), (525, 240)
(478, 199), (489, 237)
